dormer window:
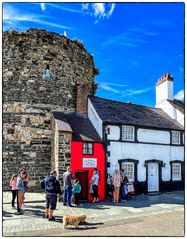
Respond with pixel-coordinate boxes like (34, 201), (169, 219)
(122, 125), (134, 141)
(171, 131), (180, 145)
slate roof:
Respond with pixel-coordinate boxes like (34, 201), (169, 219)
(52, 111), (102, 142)
(167, 99), (184, 114)
(89, 96), (183, 130)
(52, 111), (72, 132)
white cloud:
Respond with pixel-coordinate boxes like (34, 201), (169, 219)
(174, 90), (184, 101)
(93, 3), (106, 18)
(40, 3), (46, 11)
(107, 3), (115, 18)
(103, 32), (147, 47)
(99, 82), (119, 93)
(100, 82), (153, 98)
(124, 87), (153, 96)
(49, 3), (82, 14)
(82, 3), (115, 22)
(103, 24), (160, 47)
(3, 4), (76, 31)
(103, 83), (128, 87)
(82, 3), (89, 11)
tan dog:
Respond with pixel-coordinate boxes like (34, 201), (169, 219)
(63, 214), (86, 228)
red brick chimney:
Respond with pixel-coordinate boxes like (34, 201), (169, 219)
(76, 85), (91, 116)
(156, 73), (173, 86)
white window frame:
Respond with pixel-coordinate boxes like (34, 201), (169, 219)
(171, 131), (180, 145)
(172, 163), (181, 181)
(83, 143), (93, 155)
(122, 162), (134, 182)
(122, 125), (135, 141)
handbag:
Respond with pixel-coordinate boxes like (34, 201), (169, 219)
(90, 184), (94, 193)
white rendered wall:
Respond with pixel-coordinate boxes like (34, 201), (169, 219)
(107, 141), (184, 182)
(156, 100), (184, 126)
(156, 80), (173, 104)
(137, 128), (170, 144)
(107, 125), (120, 140)
(176, 109), (184, 126)
(88, 99), (103, 138)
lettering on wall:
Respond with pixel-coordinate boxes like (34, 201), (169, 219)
(83, 158), (97, 168)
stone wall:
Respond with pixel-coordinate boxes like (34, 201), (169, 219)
(56, 132), (72, 183)
(3, 28), (97, 190)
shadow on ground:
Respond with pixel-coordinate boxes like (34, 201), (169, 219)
(81, 193), (184, 209)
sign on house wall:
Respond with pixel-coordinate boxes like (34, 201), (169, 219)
(83, 158), (97, 168)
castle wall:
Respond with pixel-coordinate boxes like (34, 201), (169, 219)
(3, 29), (97, 190)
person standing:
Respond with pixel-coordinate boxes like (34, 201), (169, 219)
(112, 169), (122, 202)
(120, 169), (126, 201)
(40, 171), (62, 221)
(73, 179), (81, 206)
(90, 168), (100, 203)
(16, 171), (27, 214)
(123, 176), (129, 201)
(22, 173), (29, 207)
(63, 166), (74, 207)
(10, 174), (17, 209)
(107, 175), (114, 200)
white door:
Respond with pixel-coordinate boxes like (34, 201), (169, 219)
(148, 163), (159, 192)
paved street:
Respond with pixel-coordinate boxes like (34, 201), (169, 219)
(3, 191), (184, 237)
(50, 211), (184, 237)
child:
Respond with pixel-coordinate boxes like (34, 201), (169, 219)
(107, 175), (114, 200)
(73, 179), (81, 206)
(10, 174), (17, 209)
(17, 171), (27, 214)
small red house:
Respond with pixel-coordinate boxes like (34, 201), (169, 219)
(52, 111), (106, 202)
(66, 113), (105, 202)
(71, 141), (105, 201)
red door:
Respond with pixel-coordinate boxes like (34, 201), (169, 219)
(75, 171), (88, 200)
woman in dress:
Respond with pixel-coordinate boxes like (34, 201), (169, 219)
(90, 168), (99, 203)
(112, 169), (122, 202)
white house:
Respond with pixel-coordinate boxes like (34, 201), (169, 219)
(88, 77), (184, 194)
(156, 73), (184, 126)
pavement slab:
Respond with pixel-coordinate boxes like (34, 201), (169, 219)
(2, 191), (184, 237)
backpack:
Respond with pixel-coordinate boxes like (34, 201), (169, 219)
(40, 177), (48, 190)
(45, 177), (56, 191)
(40, 176), (55, 189)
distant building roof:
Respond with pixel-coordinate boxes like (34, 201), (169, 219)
(52, 111), (102, 142)
(89, 96), (183, 130)
(168, 99), (184, 114)
(52, 111), (72, 133)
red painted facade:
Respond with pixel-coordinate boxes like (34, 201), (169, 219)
(71, 141), (106, 202)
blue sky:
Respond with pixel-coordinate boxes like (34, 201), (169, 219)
(3, 2), (184, 106)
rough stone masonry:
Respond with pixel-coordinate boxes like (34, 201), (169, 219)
(3, 28), (98, 190)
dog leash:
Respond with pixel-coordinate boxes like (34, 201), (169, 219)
(66, 204), (76, 214)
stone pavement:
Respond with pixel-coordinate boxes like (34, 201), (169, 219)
(3, 191), (184, 236)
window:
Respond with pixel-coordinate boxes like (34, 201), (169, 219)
(171, 131), (180, 144)
(122, 126), (134, 141)
(172, 163), (181, 181)
(43, 64), (52, 78)
(83, 143), (93, 155)
(122, 162), (134, 182)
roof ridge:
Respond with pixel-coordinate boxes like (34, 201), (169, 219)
(89, 95), (159, 110)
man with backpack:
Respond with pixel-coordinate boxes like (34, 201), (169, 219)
(40, 171), (62, 221)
